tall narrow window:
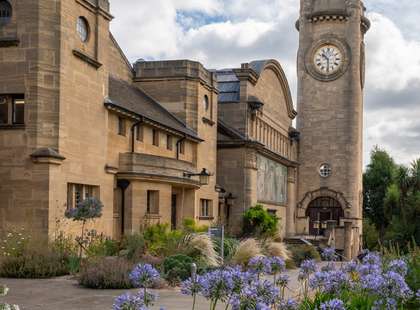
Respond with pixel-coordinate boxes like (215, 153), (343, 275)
(146, 190), (159, 214)
(12, 96), (24, 124)
(200, 199), (212, 218)
(0, 96), (8, 124)
(0, 1), (12, 24)
(77, 17), (89, 42)
(152, 129), (159, 146)
(203, 95), (210, 111)
(166, 135), (173, 150)
(136, 125), (143, 141)
(118, 117), (126, 136)
(179, 140), (185, 154)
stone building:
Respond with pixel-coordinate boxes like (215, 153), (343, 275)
(0, 0), (369, 259)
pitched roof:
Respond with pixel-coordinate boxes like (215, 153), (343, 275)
(107, 76), (200, 140)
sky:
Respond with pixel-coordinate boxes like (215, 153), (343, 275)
(109, 0), (420, 167)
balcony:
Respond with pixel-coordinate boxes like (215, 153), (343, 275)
(118, 153), (200, 188)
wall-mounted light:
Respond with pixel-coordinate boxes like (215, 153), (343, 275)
(225, 193), (236, 206)
(184, 168), (211, 185)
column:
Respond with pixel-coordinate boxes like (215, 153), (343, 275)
(344, 221), (353, 260)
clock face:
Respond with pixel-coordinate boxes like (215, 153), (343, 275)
(313, 44), (343, 75)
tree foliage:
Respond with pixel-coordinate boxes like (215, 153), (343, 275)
(363, 147), (420, 250)
(242, 205), (279, 237)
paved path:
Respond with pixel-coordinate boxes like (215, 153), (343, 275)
(0, 268), (303, 310)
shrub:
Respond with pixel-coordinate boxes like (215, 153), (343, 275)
(0, 250), (69, 278)
(163, 254), (194, 285)
(78, 257), (135, 289)
(121, 233), (146, 260)
(243, 205), (278, 237)
(213, 237), (239, 261)
(186, 234), (221, 267)
(265, 242), (291, 261)
(231, 238), (262, 266)
(363, 218), (380, 250)
(288, 244), (321, 266)
(182, 218), (208, 233)
(85, 231), (120, 258)
(143, 224), (186, 257)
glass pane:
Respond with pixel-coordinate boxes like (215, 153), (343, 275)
(0, 96), (8, 124)
(13, 98), (24, 124)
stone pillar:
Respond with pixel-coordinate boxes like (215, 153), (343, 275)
(352, 227), (360, 258)
(344, 221), (353, 260)
(286, 167), (297, 236)
(326, 220), (337, 247)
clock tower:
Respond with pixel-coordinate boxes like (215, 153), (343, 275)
(295, 0), (370, 259)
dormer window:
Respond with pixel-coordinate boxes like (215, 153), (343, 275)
(77, 17), (89, 42)
(0, 0), (12, 24)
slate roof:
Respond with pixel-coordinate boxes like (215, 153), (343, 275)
(107, 76), (200, 140)
(215, 70), (240, 103)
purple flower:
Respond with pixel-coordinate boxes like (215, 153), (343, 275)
(322, 247), (337, 261)
(373, 297), (397, 310)
(269, 257), (286, 274)
(320, 298), (346, 310)
(113, 292), (150, 310)
(309, 270), (349, 294)
(343, 260), (358, 273)
(276, 274), (289, 288)
(180, 276), (203, 296)
(65, 197), (103, 221)
(129, 264), (160, 288)
(387, 259), (408, 276)
(416, 289), (420, 302)
(298, 259), (317, 280)
(198, 269), (234, 303)
(362, 252), (382, 266)
(248, 256), (272, 275)
(278, 298), (298, 310)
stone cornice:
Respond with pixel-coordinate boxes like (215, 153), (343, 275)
(73, 49), (102, 69)
(0, 37), (19, 48)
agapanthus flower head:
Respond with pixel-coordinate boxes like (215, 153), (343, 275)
(298, 259), (317, 280)
(248, 256), (271, 275)
(362, 251), (382, 266)
(276, 274), (289, 288)
(382, 271), (413, 300)
(320, 298), (346, 310)
(64, 197), (103, 221)
(343, 260), (358, 273)
(198, 269), (234, 302)
(180, 275), (203, 296)
(322, 247), (337, 261)
(129, 264), (160, 288)
(309, 270), (349, 294)
(373, 297), (397, 310)
(269, 256), (286, 274)
(387, 259), (408, 276)
(277, 298), (298, 310)
(113, 292), (147, 310)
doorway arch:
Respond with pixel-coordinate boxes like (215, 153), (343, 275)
(305, 196), (344, 235)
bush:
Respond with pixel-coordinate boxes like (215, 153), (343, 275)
(143, 224), (185, 257)
(363, 219), (379, 250)
(78, 257), (135, 289)
(213, 237), (239, 261)
(85, 233), (120, 258)
(0, 250), (70, 278)
(243, 205), (278, 237)
(163, 254), (194, 285)
(231, 238), (262, 266)
(288, 244), (321, 266)
(121, 233), (146, 260)
(182, 218), (208, 233)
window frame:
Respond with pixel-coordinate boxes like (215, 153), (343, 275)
(118, 117), (126, 136)
(152, 129), (159, 146)
(76, 16), (90, 43)
(0, 94), (25, 126)
(136, 124), (144, 142)
(166, 134), (173, 151)
(0, 0), (12, 24)
(203, 95), (210, 112)
(200, 199), (213, 219)
(146, 190), (159, 214)
(179, 140), (185, 155)
(67, 183), (99, 210)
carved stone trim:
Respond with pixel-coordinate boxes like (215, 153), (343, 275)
(297, 187), (351, 215)
(72, 49), (102, 69)
(30, 147), (65, 165)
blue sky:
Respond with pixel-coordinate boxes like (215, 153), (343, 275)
(110, 0), (420, 166)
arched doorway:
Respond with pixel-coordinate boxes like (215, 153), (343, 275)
(305, 197), (344, 236)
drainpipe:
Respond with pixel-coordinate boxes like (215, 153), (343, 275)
(131, 117), (144, 153)
(176, 136), (187, 160)
(117, 179), (130, 237)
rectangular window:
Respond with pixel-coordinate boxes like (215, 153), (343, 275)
(166, 135), (173, 150)
(136, 125), (143, 141)
(146, 190), (159, 214)
(179, 140), (185, 154)
(0, 95), (25, 126)
(67, 183), (99, 210)
(118, 117), (126, 136)
(152, 129), (159, 146)
(200, 199), (212, 218)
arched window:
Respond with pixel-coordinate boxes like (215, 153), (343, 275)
(203, 95), (210, 111)
(0, 0), (12, 23)
(77, 16), (89, 42)
(305, 197), (344, 236)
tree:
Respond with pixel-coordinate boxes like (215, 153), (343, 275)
(363, 146), (396, 239)
(242, 205), (279, 238)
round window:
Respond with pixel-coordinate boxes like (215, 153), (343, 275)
(77, 17), (89, 42)
(319, 163), (332, 178)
